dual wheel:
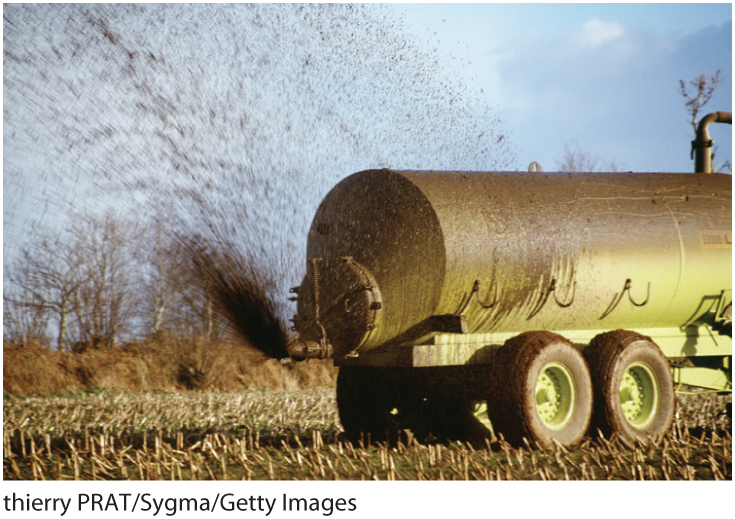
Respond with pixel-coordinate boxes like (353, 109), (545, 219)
(486, 330), (674, 448)
(337, 330), (674, 448)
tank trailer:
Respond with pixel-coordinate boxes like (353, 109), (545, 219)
(285, 113), (732, 448)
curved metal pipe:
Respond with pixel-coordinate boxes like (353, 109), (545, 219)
(286, 337), (333, 360)
(693, 111), (732, 173)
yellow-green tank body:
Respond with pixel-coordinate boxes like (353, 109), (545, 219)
(294, 170), (731, 366)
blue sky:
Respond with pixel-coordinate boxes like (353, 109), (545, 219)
(2, 3), (731, 272)
(393, 2), (732, 172)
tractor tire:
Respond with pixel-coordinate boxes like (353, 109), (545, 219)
(584, 330), (675, 445)
(487, 331), (593, 449)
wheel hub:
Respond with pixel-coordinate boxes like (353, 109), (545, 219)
(619, 362), (658, 429)
(535, 362), (576, 431)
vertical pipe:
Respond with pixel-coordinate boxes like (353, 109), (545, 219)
(693, 111), (732, 173)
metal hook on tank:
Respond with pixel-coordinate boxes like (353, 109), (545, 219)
(599, 278), (651, 319)
(474, 279), (498, 309)
(527, 278), (575, 320)
(553, 279), (576, 308)
(454, 278), (498, 314)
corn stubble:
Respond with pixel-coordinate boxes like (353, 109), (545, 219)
(4, 391), (730, 481)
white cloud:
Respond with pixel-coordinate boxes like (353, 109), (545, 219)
(578, 18), (626, 47)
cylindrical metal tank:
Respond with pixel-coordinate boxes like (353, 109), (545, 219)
(293, 169), (732, 360)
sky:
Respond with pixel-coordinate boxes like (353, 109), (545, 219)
(2, 2), (732, 284)
(394, 2), (732, 173)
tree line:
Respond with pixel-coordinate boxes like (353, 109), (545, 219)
(3, 212), (224, 352)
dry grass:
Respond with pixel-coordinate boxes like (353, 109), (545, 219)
(3, 339), (336, 395)
(3, 390), (731, 481)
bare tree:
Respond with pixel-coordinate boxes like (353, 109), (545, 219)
(133, 228), (226, 341)
(3, 284), (52, 347)
(3, 212), (138, 351)
(558, 142), (621, 172)
(680, 70), (721, 133)
(4, 231), (88, 351)
(144, 237), (177, 337)
(136, 226), (186, 338)
(70, 212), (136, 348)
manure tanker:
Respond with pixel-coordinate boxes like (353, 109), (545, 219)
(285, 113), (732, 448)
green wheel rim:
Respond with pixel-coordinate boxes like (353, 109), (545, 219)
(619, 361), (658, 429)
(534, 362), (576, 430)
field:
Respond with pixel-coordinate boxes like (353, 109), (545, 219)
(3, 388), (731, 481)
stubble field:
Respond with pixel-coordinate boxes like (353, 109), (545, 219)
(3, 388), (731, 481)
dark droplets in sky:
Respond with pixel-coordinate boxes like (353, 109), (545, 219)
(3, 4), (515, 340)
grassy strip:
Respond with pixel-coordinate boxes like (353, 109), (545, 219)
(3, 339), (337, 395)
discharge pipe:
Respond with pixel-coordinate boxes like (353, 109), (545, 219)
(285, 337), (332, 360)
(692, 111), (732, 173)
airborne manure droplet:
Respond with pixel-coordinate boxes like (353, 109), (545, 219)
(186, 237), (290, 361)
(4, 4), (515, 351)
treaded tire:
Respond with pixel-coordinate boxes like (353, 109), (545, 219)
(584, 330), (674, 446)
(487, 331), (593, 449)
